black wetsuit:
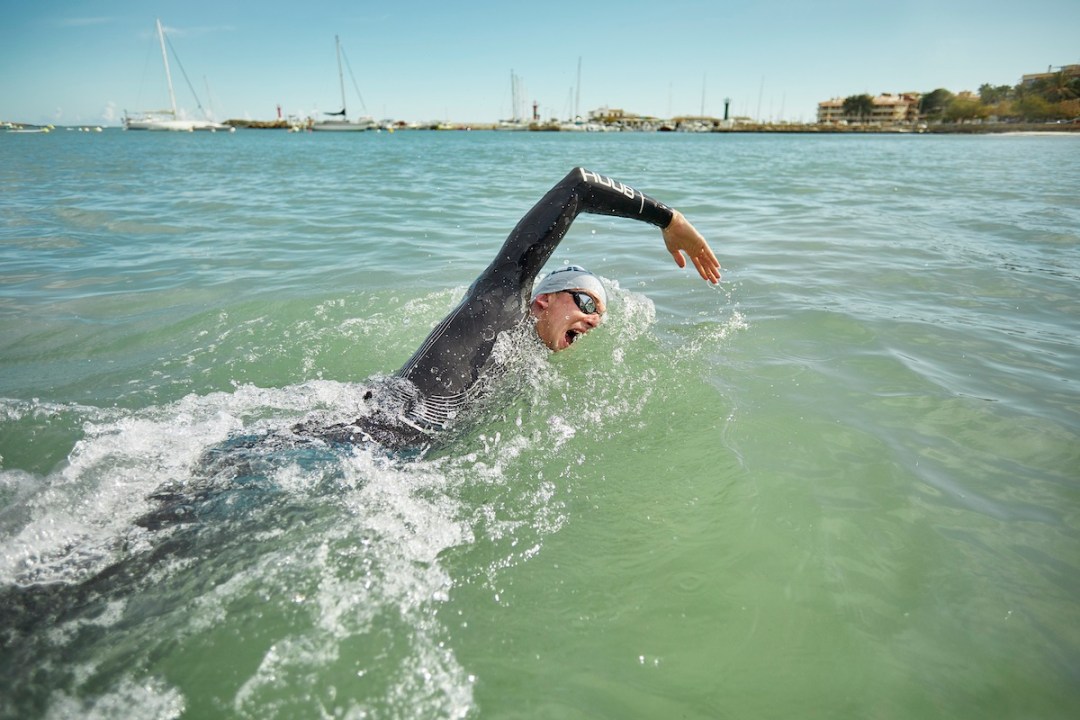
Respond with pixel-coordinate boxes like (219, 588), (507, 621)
(307, 167), (675, 451)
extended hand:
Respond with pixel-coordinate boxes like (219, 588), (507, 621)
(663, 211), (721, 284)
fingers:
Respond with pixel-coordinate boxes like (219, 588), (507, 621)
(692, 251), (721, 284)
(672, 246), (720, 283)
(679, 238), (721, 283)
(701, 256), (722, 284)
(699, 245), (721, 284)
(663, 211), (721, 284)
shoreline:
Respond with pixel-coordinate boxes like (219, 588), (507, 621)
(222, 119), (1079, 134)
(5, 120), (1077, 135)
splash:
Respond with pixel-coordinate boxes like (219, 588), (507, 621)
(0, 283), (738, 718)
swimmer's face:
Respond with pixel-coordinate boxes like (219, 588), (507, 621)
(530, 290), (606, 352)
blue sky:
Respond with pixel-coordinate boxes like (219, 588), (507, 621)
(3, 0), (1078, 126)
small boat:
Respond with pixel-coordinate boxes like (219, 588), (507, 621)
(123, 19), (233, 132)
(5, 124), (54, 134)
(311, 36), (375, 132)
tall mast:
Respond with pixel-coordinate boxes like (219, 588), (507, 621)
(510, 70), (519, 122)
(335, 35), (347, 118)
(156, 19), (178, 117)
(575, 56), (581, 120)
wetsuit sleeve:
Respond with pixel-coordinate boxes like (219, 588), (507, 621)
(490, 167), (675, 289)
(575, 167), (675, 228)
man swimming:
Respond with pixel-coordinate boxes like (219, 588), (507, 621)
(301, 167), (719, 452)
(135, 168), (718, 527)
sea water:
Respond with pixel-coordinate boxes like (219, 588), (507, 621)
(1, 129), (1078, 719)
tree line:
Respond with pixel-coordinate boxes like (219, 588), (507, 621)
(841, 69), (1080, 123)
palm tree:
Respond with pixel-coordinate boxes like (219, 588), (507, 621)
(1043, 71), (1079, 102)
(842, 94), (875, 124)
(919, 89), (954, 120)
(978, 84), (1012, 104)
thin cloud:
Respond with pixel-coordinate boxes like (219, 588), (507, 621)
(58, 17), (113, 27)
(158, 23), (236, 38)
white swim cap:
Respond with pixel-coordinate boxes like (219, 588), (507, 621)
(531, 265), (607, 307)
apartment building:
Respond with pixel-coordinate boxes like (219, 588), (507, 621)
(817, 93), (921, 125)
(1021, 64), (1080, 87)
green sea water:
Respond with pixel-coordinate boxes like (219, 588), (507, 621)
(1, 129), (1078, 718)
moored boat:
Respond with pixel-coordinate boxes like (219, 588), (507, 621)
(311, 36), (375, 132)
(123, 19), (234, 133)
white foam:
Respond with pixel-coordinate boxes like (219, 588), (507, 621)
(2, 283), (716, 716)
(45, 675), (185, 720)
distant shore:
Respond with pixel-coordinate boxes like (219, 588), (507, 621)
(222, 118), (1080, 134)
(4, 120), (1078, 135)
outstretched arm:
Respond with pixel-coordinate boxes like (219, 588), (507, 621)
(663, 210), (721, 284)
(398, 168), (720, 411)
(492, 167), (720, 290)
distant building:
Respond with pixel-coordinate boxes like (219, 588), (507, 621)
(589, 107), (628, 123)
(1021, 64), (1080, 87)
(817, 93), (921, 125)
(588, 107), (662, 131)
(817, 98), (846, 124)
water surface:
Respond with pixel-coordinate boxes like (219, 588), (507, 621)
(1, 129), (1078, 718)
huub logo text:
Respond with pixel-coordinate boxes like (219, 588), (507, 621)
(579, 168), (638, 200)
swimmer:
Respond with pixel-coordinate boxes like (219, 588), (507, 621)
(135, 168), (718, 527)
(300, 167), (719, 452)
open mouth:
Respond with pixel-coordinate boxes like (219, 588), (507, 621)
(565, 329), (581, 346)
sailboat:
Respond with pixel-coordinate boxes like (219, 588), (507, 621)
(496, 70), (529, 131)
(123, 19), (233, 132)
(311, 36), (375, 132)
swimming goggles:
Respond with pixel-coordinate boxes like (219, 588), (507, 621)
(564, 291), (600, 316)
